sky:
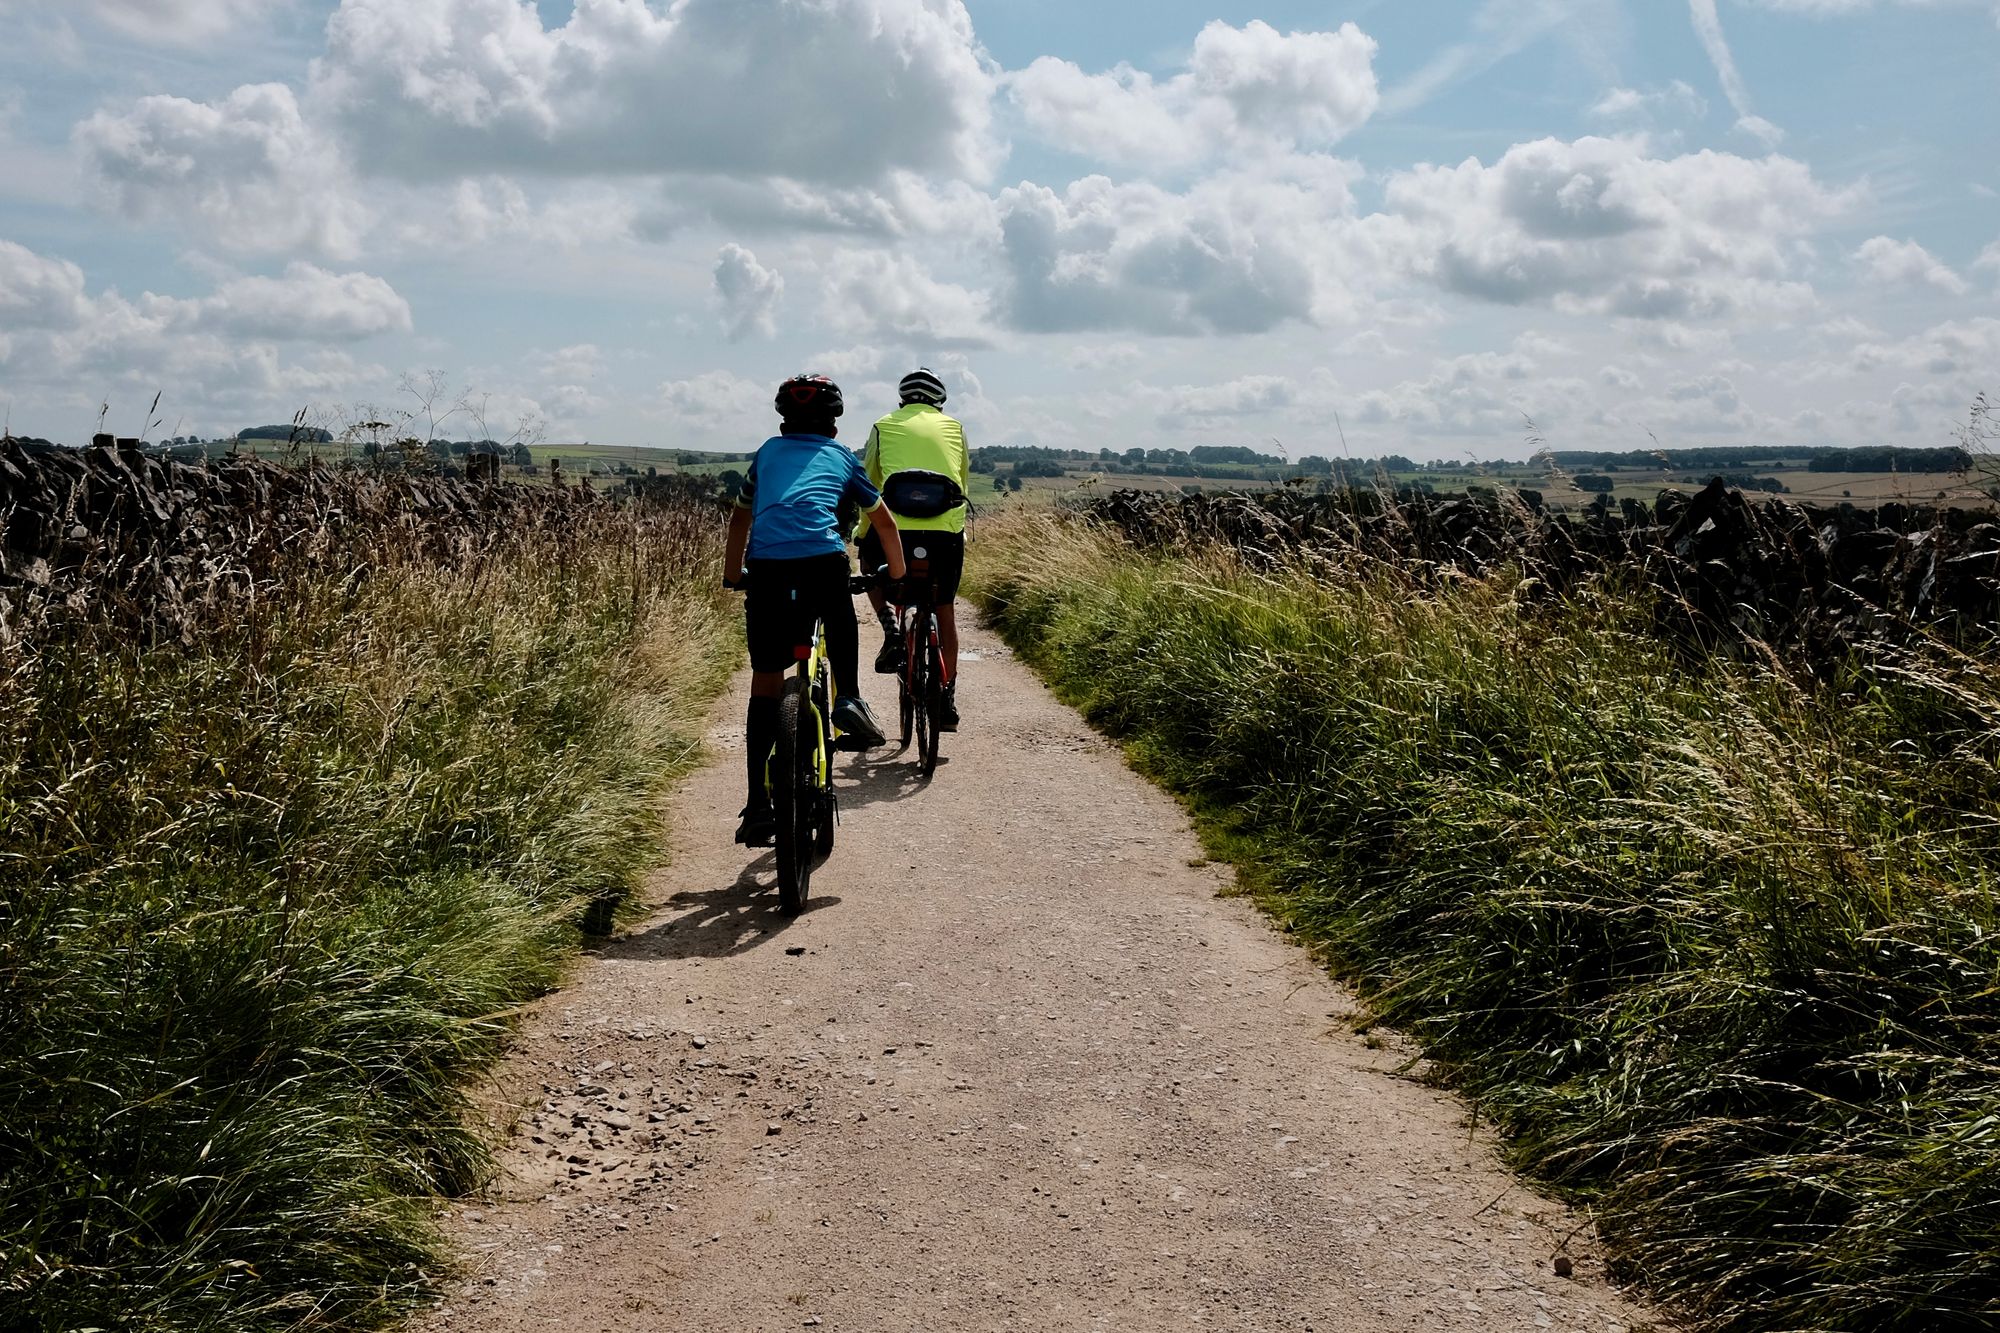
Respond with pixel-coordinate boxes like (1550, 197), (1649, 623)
(0, 0), (1994, 460)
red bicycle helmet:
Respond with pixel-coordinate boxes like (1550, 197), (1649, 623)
(774, 373), (844, 419)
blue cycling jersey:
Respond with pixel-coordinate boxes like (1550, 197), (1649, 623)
(737, 433), (882, 560)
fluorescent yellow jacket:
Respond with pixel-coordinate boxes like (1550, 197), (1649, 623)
(859, 403), (970, 534)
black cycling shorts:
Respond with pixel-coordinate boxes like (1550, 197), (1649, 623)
(860, 528), (964, 602)
(744, 553), (854, 675)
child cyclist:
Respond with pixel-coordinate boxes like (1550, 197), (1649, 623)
(722, 374), (906, 847)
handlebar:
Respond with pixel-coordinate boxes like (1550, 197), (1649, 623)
(729, 566), (904, 595)
(848, 564), (895, 594)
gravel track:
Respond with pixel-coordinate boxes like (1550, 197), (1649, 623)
(418, 609), (1655, 1333)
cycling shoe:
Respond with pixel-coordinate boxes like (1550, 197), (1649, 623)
(832, 696), (887, 749)
(735, 804), (777, 846)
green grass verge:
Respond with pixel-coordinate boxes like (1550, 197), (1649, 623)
(971, 513), (2000, 1333)
(0, 507), (737, 1331)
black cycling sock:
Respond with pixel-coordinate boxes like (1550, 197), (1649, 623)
(745, 695), (779, 810)
(825, 596), (861, 699)
(875, 605), (897, 635)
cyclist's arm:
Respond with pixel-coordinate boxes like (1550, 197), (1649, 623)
(863, 425), (884, 489)
(864, 501), (906, 580)
(725, 454), (759, 584)
(956, 425), (971, 493)
(723, 505), (750, 586)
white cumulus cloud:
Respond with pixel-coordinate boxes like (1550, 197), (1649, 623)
(655, 370), (770, 428)
(0, 238), (399, 430)
(996, 155), (1363, 335)
(75, 84), (367, 259)
(1166, 374), (1296, 419)
(0, 240), (94, 329)
(197, 263), (413, 340)
(316, 0), (998, 187)
(1008, 19), (1378, 171)
(1852, 236), (1969, 294)
(820, 249), (993, 348)
(1379, 136), (1847, 318)
(713, 244), (783, 342)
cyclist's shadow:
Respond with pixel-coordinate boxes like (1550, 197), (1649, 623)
(835, 746), (942, 809)
(599, 850), (841, 961)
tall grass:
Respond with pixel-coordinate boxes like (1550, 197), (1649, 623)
(974, 512), (2000, 1332)
(0, 499), (735, 1331)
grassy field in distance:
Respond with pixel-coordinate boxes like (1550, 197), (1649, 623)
(205, 438), (1996, 511)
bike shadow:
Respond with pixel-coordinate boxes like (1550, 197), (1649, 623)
(599, 850), (842, 961)
(836, 746), (945, 809)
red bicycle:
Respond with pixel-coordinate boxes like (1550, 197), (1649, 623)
(884, 549), (947, 779)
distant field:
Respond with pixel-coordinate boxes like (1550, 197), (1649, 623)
(191, 440), (1996, 510)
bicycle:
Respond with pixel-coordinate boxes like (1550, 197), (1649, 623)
(887, 548), (947, 779)
(753, 572), (877, 915)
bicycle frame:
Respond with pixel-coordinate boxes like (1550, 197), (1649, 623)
(797, 622), (834, 787)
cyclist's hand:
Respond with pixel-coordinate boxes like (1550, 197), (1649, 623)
(886, 556), (908, 581)
(723, 568), (748, 591)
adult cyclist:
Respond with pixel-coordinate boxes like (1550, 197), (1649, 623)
(723, 374), (906, 847)
(857, 367), (971, 731)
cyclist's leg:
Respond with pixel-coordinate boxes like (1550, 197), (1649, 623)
(929, 532), (966, 680)
(739, 560), (812, 841)
(930, 533), (966, 729)
(936, 604), (960, 681)
(804, 557), (856, 700)
(808, 552), (885, 747)
(858, 528), (900, 671)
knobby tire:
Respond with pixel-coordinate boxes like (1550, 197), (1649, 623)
(919, 616), (943, 779)
(910, 626), (933, 781)
(897, 616), (916, 748)
(775, 678), (814, 915)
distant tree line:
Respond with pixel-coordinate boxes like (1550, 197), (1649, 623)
(237, 425), (335, 444)
(1806, 446), (1970, 473)
(1548, 445), (1969, 475)
(966, 442), (1973, 481)
(971, 444), (1372, 482)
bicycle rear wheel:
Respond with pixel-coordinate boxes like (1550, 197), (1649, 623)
(813, 660), (837, 860)
(909, 631), (932, 779)
(774, 678), (815, 915)
(918, 617), (943, 779)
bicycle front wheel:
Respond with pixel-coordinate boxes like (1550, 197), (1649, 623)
(896, 616), (916, 740)
(774, 677), (815, 915)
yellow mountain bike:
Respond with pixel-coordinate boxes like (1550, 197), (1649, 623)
(767, 573), (876, 914)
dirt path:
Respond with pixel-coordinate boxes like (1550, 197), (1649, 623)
(418, 611), (1654, 1333)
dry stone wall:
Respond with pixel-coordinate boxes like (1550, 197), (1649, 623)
(0, 440), (618, 649)
(1085, 480), (2000, 655)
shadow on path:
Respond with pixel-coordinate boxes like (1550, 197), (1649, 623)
(835, 747), (947, 810)
(599, 851), (842, 962)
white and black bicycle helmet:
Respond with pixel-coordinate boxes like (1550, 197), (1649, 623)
(898, 367), (947, 407)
